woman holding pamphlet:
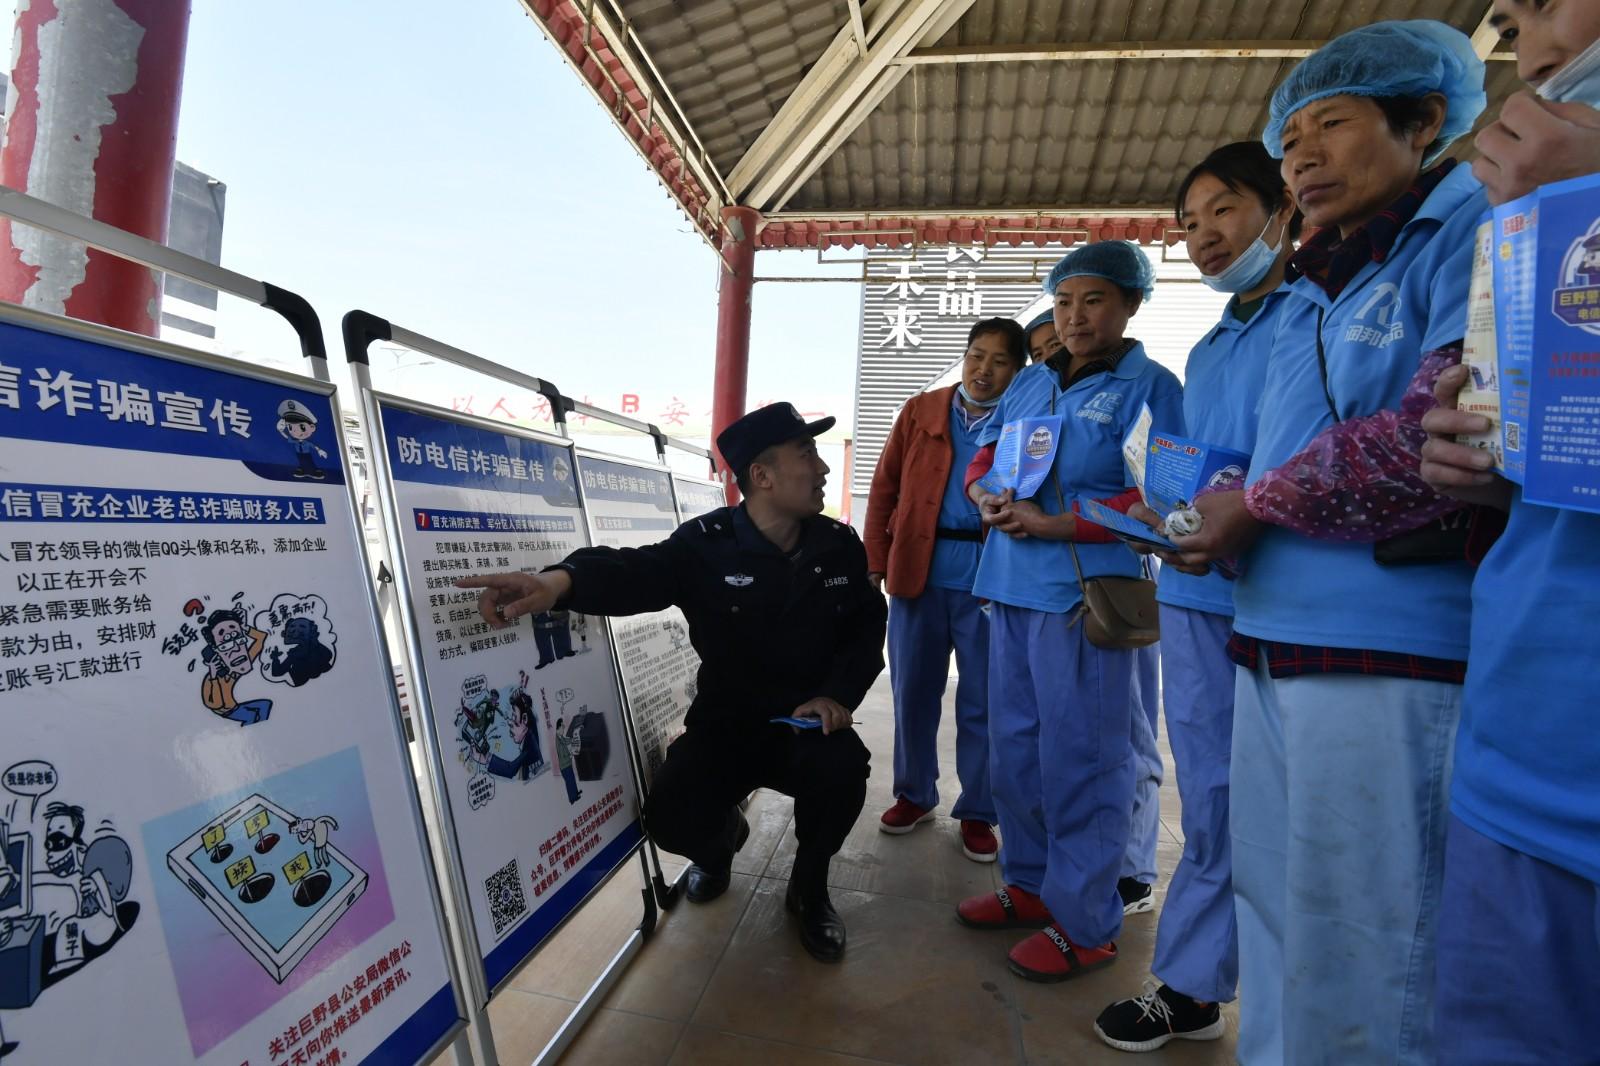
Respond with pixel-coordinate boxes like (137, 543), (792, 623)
(1092, 141), (1300, 1054)
(1163, 21), (1491, 1064)
(952, 241), (1182, 984)
(1418, 1), (1600, 1059)
(863, 317), (1027, 863)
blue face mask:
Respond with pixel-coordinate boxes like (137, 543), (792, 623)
(1540, 36), (1600, 107)
(957, 383), (1002, 409)
(1201, 213), (1287, 294)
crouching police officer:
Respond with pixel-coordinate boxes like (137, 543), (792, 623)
(459, 403), (887, 962)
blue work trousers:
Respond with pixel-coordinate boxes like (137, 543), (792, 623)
(1150, 605), (1238, 1003)
(1231, 663), (1459, 1066)
(988, 603), (1135, 947)
(887, 586), (993, 821)
(1435, 814), (1600, 1065)
(1123, 641), (1162, 885)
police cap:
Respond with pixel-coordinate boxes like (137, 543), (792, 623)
(716, 402), (835, 478)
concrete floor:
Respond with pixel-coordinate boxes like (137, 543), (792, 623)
(440, 673), (1239, 1065)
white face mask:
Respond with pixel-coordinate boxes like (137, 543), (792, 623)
(957, 382), (1002, 409)
(1201, 213), (1287, 294)
(1540, 36), (1600, 107)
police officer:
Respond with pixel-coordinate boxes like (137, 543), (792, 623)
(459, 403), (887, 962)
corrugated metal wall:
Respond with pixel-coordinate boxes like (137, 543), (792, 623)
(852, 243), (1229, 491)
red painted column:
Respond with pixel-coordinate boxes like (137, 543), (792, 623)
(0, 0), (191, 336)
(711, 205), (760, 503)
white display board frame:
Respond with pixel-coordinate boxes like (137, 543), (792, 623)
(0, 297), (469, 1066)
(343, 313), (685, 1066)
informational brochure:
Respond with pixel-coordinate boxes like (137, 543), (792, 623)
(976, 415), (1061, 500)
(1077, 498), (1176, 551)
(1457, 172), (1600, 513)
(1121, 403), (1251, 516)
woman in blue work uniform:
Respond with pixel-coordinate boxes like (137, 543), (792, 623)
(1093, 141), (1300, 1053)
(1420, 1), (1600, 1059)
(954, 241), (1183, 983)
(1168, 21), (1489, 1064)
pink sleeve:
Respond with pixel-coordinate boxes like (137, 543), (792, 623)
(1243, 346), (1467, 542)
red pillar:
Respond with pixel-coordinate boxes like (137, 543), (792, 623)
(0, 0), (191, 336)
(712, 205), (761, 503)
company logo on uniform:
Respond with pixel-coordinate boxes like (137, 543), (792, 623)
(1344, 283), (1405, 347)
(1076, 391), (1124, 424)
(1024, 426), (1055, 458)
(724, 574), (754, 587)
(1553, 222), (1600, 336)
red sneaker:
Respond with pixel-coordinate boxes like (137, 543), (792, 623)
(959, 820), (998, 863)
(878, 798), (934, 835)
(1008, 926), (1117, 983)
(956, 885), (1052, 930)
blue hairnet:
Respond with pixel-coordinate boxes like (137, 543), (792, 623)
(1024, 310), (1055, 333)
(1043, 241), (1156, 303)
(1262, 20), (1487, 165)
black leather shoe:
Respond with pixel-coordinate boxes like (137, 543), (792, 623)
(683, 810), (751, 904)
(785, 880), (846, 963)
(684, 862), (732, 903)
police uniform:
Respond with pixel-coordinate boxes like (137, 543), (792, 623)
(545, 404), (887, 959)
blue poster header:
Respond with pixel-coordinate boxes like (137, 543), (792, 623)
(0, 319), (343, 483)
(576, 455), (675, 512)
(380, 402), (580, 507)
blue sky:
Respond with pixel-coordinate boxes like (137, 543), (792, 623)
(167, 0), (863, 442)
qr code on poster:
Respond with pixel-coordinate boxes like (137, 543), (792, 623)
(1505, 420), (1521, 453)
(486, 858), (529, 938)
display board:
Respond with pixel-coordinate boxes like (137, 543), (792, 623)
(371, 399), (642, 994)
(0, 308), (462, 1065)
(670, 476), (725, 523)
(575, 453), (699, 790)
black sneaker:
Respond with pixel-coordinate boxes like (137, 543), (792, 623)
(1118, 877), (1154, 915)
(1094, 982), (1225, 1052)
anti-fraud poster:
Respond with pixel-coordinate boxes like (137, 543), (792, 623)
(576, 455), (698, 790)
(0, 315), (460, 1065)
(376, 402), (642, 993)
(671, 476), (724, 523)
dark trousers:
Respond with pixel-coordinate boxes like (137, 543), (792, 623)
(643, 723), (870, 889)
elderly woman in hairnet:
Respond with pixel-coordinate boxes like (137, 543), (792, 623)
(951, 241), (1183, 984)
(1163, 20), (1489, 1065)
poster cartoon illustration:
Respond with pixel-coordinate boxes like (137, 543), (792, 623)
(164, 793), (367, 985)
(468, 672), (547, 783)
(276, 399), (329, 481)
(0, 762), (139, 1062)
(165, 592), (340, 727)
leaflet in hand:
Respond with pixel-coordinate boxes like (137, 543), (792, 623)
(1078, 498), (1177, 551)
(1121, 402), (1251, 516)
(976, 415), (1062, 500)
(1456, 173), (1600, 513)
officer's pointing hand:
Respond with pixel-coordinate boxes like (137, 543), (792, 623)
(456, 570), (573, 629)
(793, 697), (853, 735)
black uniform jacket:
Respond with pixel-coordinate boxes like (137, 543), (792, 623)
(553, 505), (887, 732)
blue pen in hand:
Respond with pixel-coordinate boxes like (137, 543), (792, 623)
(769, 715), (823, 730)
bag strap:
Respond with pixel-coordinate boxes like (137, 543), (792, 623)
(1048, 384), (1149, 586)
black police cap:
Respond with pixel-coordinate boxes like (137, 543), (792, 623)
(716, 402), (835, 478)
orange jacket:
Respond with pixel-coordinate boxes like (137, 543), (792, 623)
(863, 386), (971, 598)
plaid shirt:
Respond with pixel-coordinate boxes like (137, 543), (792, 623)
(1227, 633), (1467, 684)
(1288, 160), (1458, 300)
(1241, 159), (1468, 683)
